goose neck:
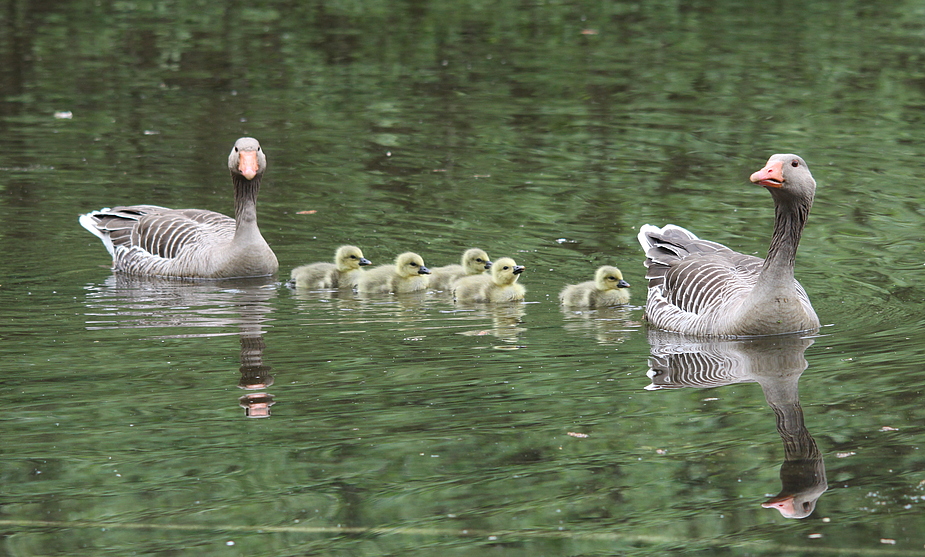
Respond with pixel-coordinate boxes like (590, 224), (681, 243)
(762, 195), (811, 279)
(233, 174), (261, 225)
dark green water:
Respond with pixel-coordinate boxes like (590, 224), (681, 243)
(3, 0), (925, 555)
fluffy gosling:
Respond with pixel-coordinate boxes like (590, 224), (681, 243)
(454, 257), (525, 303)
(429, 248), (492, 291)
(559, 265), (630, 308)
(356, 252), (431, 294)
(290, 245), (371, 289)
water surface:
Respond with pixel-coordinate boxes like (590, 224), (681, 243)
(3, 1), (925, 555)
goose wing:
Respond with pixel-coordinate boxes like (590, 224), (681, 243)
(82, 205), (234, 260)
(639, 224), (763, 330)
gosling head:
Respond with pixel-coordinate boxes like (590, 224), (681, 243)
(462, 248), (492, 274)
(228, 137), (266, 181)
(594, 265), (630, 291)
(394, 252), (431, 278)
(335, 245), (371, 271)
(491, 257), (524, 286)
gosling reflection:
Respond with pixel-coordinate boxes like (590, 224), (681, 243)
(455, 303), (527, 346)
(645, 331), (827, 518)
(83, 275), (277, 418)
(560, 306), (641, 345)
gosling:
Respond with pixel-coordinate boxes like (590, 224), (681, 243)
(356, 252), (431, 294)
(429, 248), (492, 291)
(559, 265), (630, 308)
(453, 257), (525, 303)
(290, 245), (371, 289)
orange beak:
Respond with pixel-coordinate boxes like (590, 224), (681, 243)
(761, 494), (796, 516)
(750, 160), (784, 188)
(238, 150), (259, 180)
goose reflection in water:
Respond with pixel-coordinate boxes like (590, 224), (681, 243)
(644, 331), (827, 519)
(83, 275), (277, 418)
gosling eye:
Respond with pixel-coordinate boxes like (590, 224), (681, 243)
(350, 255), (357, 259)
(791, 160), (799, 167)
(476, 258), (483, 263)
(608, 276), (617, 281)
(409, 262), (418, 267)
(503, 266), (510, 270)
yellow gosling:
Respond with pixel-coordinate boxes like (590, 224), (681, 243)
(453, 257), (525, 303)
(356, 252), (431, 294)
(290, 245), (371, 289)
(559, 265), (630, 308)
(429, 248), (492, 291)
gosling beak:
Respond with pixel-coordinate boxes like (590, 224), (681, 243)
(750, 159), (784, 188)
(238, 150), (260, 180)
(512, 265), (525, 275)
(359, 258), (372, 266)
(418, 266), (431, 275)
(484, 260), (493, 269)
(617, 279), (630, 288)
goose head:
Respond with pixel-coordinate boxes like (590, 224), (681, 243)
(229, 137), (267, 181)
(491, 257), (524, 286)
(749, 154), (815, 205)
(395, 252), (431, 278)
(462, 248), (492, 274)
(594, 265), (630, 291)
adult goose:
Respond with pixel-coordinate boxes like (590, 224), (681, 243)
(79, 137), (278, 279)
(638, 154), (819, 337)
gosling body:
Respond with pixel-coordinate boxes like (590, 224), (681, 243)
(290, 245), (371, 289)
(429, 248), (492, 291)
(454, 257), (525, 303)
(560, 265), (631, 308)
(356, 252), (431, 294)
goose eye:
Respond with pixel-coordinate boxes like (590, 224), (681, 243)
(234, 146), (239, 152)
(257, 146), (261, 151)
(791, 160), (799, 167)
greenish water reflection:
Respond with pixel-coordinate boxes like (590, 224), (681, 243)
(3, 0), (925, 555)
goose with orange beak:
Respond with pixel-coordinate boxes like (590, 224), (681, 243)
(637, 154), (819, 337)
(79, 137), (278, 279)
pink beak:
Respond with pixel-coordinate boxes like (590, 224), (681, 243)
(750, 160), (784, 188)
(238, 150), (259, 180)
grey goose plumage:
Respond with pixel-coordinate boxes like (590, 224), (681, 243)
(638, 154), (819, 337)
(79, 137), (278, 279)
